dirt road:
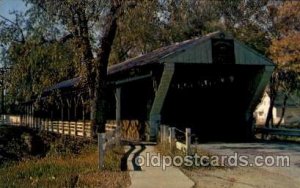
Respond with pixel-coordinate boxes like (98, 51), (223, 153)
(183, 142), (300, 188)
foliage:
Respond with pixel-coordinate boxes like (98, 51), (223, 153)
(110, 0), (223, 64)
(269, 1), (300, 71)
(0, 125), (129, 187)
(265, 1), (300, 127)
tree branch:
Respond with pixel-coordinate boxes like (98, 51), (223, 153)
(0, 14), (25, 43)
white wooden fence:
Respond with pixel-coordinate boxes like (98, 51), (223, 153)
(160, 125), (192, 155)
(0, 115), (21, 126)
(0, 115), (93, 138)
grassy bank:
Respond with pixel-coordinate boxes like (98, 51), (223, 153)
(0, 125), (130, 187)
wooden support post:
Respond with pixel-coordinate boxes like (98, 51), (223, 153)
(185, 128), (191, 155)
(115, 87), (121, 140)
(30, 105), (33, 128)
(163, 125), (169, 143)
(82, 104), (86, 137)
(150, 63), (175, 141)
(160, 125), (164, 143)
(75, 121), (78, 136)
(98, 133), (106, 170)
(50, 110), (53, 132)
(25, 106), (27, 126)
(74, 97), (78, 136)
(24, 106), (27, 126)
(44, 118), (47, 131)
(169, 127), (175, 149)
(38, 117), (41, 130)
(83, 120), (86, 138)
(27, 106), (29, 127)
(67, 99), (71, 136)
(28, 105), (30, 127)
(61, 100), (64, 134)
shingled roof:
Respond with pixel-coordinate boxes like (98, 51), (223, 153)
(47, 32), (218, 91)
(107, 31), (219, 74)
(47, 31), (274, 91)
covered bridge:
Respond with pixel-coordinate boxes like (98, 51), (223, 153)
(21, 31), (275, 141)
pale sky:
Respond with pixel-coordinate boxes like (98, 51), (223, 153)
(0, 0), (27, 19)
(0, 0), (27, 67)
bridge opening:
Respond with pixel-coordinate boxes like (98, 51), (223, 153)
(161, 63), (265, 142)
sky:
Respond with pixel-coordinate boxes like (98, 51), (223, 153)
(0, 0), (27, 19)
(0, 0), (27, 67)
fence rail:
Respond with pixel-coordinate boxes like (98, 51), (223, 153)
(0, 115), (21, 126)
(160, 125), (192, 155)
(1, 115), (121, 170)
(1, 115), (93, 138)
(256, 127), (300, 137)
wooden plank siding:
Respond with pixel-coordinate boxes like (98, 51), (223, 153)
(234, 40), (273, 66)
(150, 63), (175, 139)
(161, 39), (212, 64)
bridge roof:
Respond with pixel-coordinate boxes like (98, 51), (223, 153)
(48, 31), (275, 91)
(108, 31), (274, 74)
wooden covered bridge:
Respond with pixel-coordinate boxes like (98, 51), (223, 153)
(20, 31), (274, 141)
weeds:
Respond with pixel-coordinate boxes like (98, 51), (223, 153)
(0, 126), (130, 187)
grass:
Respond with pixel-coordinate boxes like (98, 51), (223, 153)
(270, 135), (300, 143)
(156, 141), (228, 170)
(0, 125), (130, 187)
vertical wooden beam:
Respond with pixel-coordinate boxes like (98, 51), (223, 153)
(24, 105), (27, 126)
(98, 133), (106, 169)
(50, 110), (54, 132)
(30, 104), (33, 128)
(185, 128), (191, 155)
(115, 87), (121, 138)
(67, 99), (71, 136)
(150, 63), (175, 141)
(82, 97), (86, 137)
(169, 127), (175, 149)
(27, 105), (29, 127)
(61, 99), (64, 134)
(246, 66), (274, 118)
(26, 105), (28, 127)
(160, 125), (164, 143)
(245, 66), (274, 137)
(74, 97), (79, 136)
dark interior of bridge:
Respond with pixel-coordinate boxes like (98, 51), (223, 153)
(161, 64), (265, 142)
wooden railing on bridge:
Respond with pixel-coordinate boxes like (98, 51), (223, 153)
(1, 115), (92, 138)
(160, 125), (192, 155)
(0, 115), (21, 126)
(1, 115), (148, 140)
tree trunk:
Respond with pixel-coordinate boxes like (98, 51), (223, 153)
(91, 2), (121, 136)
(275, 94), (288, 127)
(69, 1), (121, 137)
(265, 73), (278, 128)
(265, 97), (275, 128)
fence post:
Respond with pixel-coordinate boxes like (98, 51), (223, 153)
(83, 120), (86, 137)
(185, 128), (191, 155)
(169, 127), (175, 149)
(160, 125), (164, 143)
(163, 125), (169, 143)
(75, 121), (78, 136)
(98, 133), (106, 170)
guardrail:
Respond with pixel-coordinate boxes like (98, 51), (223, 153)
(160, 125), (192, 155)
(1, 115), (93, 138)
(256, 127), (300, 138)
(0, 115), (21, 126)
